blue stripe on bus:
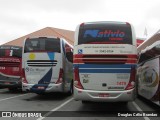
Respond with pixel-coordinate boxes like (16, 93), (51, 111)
(73, 64), (136, 68)
(30, 68), (53, 93)
(38, 68), (53, 84)
(79, 69), (131, 73)
(47, 52), (55, 60)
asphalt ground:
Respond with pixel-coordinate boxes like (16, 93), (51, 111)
(0, 88), (159, 120)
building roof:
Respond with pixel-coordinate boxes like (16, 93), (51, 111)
(4, 27), (74, 46)
(137, 30), (160, 52)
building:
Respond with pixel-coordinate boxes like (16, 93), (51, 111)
(4, 26), (155, 50)
(4, 27), (74, 46)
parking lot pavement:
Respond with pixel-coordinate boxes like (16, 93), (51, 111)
(0, 88), (159, 120)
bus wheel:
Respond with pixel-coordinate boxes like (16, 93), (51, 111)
(120, 102), (128, 105)
(8, 88), (18, 92)
(82, 101), (90, 104)
(67, 81), (73, 96)
(36, 93), (45, 95)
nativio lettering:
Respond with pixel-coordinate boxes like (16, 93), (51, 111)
(83, 30), (125, 40)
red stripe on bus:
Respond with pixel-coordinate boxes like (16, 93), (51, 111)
(74, 54), (137, 59)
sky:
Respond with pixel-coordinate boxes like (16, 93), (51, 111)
(0, 0), (160, 45)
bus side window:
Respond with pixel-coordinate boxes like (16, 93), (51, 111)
(0, 49), (5, 57)
(64, 42), (73, 63)
(62, 40), (66, 55)
(66, 50), (73, 63)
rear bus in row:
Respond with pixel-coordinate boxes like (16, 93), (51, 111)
(73, 21), (137, 103)
(0, 45), (22, 91)
(22, 37), (73, 95)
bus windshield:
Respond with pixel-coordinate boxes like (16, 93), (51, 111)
(0, 46), (22, 58)
(24, 38), (61, 53)
(78, 23), (132, 45)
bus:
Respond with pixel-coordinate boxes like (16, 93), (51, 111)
(73, 21), (137, 103)
(137, 41), (160, 106)
(0, 45), (22, 91)
(22, 37), (73, 95)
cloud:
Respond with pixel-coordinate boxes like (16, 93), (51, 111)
(134, 2), (160, 38)
(28, 0), (106, 13)
(0, 0), (160, 45)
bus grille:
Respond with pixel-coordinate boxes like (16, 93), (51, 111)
(74, 54), (137, 64)
(83, 55), (127, 64)
(27, 60), (58, 67)
(0, 62), (20, 67)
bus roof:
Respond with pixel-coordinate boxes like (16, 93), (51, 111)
(140, 40), (160, 54)
(80, 21), (130, 26)
(25, 36), (60, 40)
(0, 45), (22, 49)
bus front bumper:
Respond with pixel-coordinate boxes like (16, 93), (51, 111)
(74, 87), (136, 102)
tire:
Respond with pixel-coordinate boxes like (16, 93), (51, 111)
(36, 93), (45, 95)
(67, 81), (73, 96)
(120, 102), (128, 105)
(8, 88), (18, 92)
(82, 101), (90, 104)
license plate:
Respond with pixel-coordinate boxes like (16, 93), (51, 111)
(37, 86), (45, 90)
(98, 93), (110, 97)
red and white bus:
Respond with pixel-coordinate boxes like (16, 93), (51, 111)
(0, 45), (22, 91)
(73, 21), (137, 103)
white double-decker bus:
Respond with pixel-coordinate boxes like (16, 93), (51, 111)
(22, 37), (73, 95)
(73, 21), (137, 103)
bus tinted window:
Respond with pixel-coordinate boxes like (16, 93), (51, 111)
(0, 46), (22, 58)
(78, 23), (132, 45)
(138, 44), (160, 63)
(0, 49), (5, 57)
(24, 38), (61, 53)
